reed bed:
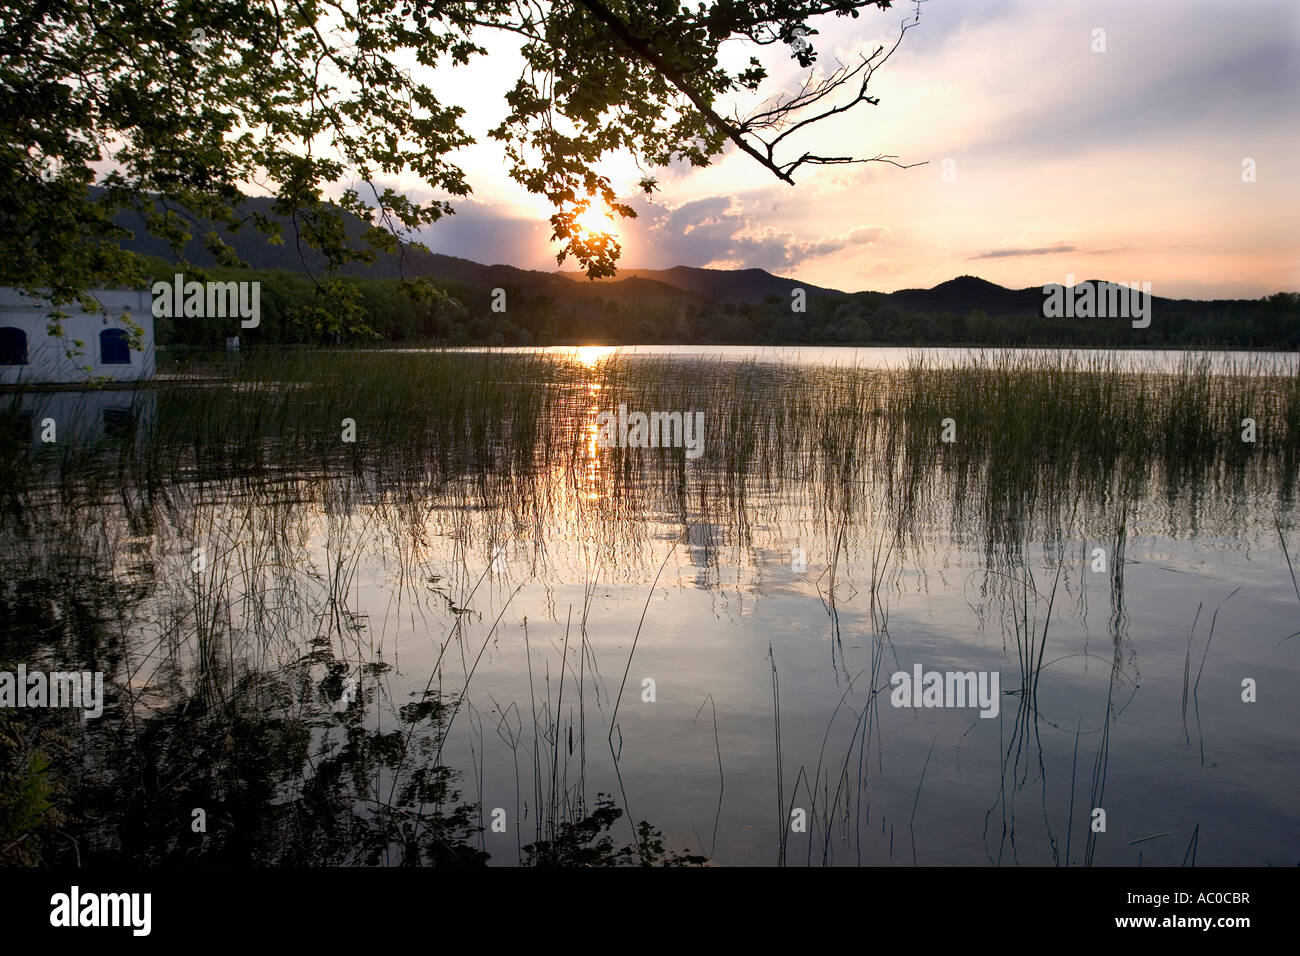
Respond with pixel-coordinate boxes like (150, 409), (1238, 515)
(3, 347), (1298, 865)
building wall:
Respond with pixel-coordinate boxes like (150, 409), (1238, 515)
(0, 288), (156, 385)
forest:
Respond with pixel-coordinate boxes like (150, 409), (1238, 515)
(149, 260), (1300, 350)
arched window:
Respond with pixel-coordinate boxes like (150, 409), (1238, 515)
(100, 328), (130, 365)
(0, 327), (27, 365)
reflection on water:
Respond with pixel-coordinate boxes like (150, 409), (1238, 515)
(2, 349), (1298, 866)
(457, 343), (1300, 373)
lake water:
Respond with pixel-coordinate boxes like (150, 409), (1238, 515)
(3, 347), (1297, 866)
(453, 344), (1300, 373)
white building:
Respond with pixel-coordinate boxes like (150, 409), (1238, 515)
(0, 288), (155, 386)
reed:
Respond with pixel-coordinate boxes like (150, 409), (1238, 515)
(4, 346), (1298, 865)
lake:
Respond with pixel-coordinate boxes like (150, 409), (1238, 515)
(2, 346), (1298, 866)
(454, 344), (1300, 373)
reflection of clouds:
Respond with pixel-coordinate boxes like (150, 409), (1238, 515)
(17, 352), (1297, 867)
(686, 521), (724, 590)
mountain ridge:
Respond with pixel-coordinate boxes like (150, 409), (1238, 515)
(107, 196), (1287, 313)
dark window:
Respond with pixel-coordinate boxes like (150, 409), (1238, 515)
(102, 407), (134, 439)
(0, 327), (27, 365)
(100, 328), (130, 365)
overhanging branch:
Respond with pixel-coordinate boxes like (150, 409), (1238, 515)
(573, 0), (924, 185)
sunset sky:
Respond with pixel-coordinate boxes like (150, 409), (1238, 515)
(396, 0), (1300, 299)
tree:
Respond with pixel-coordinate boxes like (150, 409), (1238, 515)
(2, 0), (922, 325)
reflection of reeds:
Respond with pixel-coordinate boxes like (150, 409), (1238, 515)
(1275, 516), (1300, 646)
(1189, 586), (1240, 767)
(7, 349), (1298, 567)
(769, 644), (785, 866)
(5, 347), (1300, 865)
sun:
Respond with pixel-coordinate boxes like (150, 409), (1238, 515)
(574, 201), (618, 240)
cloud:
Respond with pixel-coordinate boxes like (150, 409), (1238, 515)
(926, 0), (1300, 163)
(968, 244), (1077, 259)
(416, 199), (555, 270)
(400, 0), (1299, 297)
(627, 194), (886, 270)
(410, 192), (888, 276)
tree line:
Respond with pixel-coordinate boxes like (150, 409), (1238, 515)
(153, 263), (1300, 350)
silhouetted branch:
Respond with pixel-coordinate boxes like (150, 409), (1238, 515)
(573, 0), (925, 185)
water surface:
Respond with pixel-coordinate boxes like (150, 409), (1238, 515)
(3, 347), (1297, 866)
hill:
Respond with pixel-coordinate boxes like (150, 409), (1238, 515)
(104, 195), (1298, 349)
(556, 265), (842, 304)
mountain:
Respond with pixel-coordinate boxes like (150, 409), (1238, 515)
(872, 274), (1276, 318)
(880, 275), (1041, 315)
(107, 195), (1286, 327)
(556, 265), (842, 303)
(111, 196), (714, 302)
(110, 197), (823, 303)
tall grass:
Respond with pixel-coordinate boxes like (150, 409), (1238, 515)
(3, 347), (1298, 864)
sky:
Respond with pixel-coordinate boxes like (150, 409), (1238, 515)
(385, 0), (1300, 299)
